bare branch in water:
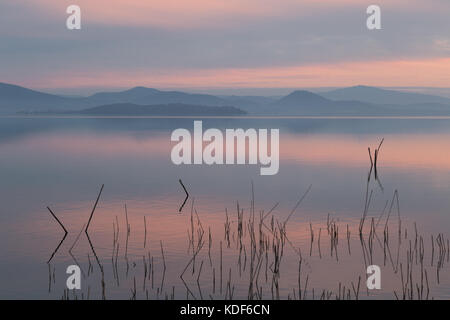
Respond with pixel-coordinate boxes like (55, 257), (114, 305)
(179, 179), (189, 212)
(85, 184), (104, 233)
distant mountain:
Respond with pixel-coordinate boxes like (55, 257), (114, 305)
(0, 82), (87, 112)
(88, 87), (229, 107)
(88, 86), (160, 103)
(3, 82), (450, 116)
(270, 89), (450, 116)
(0, 82), (55, 100)
(224, 95), (276, 105)
(0, 83), (239, 113)
(270, 90), (382, 115)
(210, 95), (275, 114)
(275, 90), (331, 108)
(76, 103), (246, 116)
(0, 82), (256, 114)
(322, 85), (450, 105)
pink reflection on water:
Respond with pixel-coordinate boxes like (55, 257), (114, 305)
(281, 133), (450, 170)
(7, 132), (450, 171)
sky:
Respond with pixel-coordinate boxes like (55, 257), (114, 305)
(0, 0), (449, 95)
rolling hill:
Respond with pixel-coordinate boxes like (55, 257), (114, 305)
(76, 103), (247, 116)
(2, 82), (450, 116)
(321, 85), (450, 105)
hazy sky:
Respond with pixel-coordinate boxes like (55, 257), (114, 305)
(1, 0), (449, 94)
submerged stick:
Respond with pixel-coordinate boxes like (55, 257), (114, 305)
(47, 233), (67, 263)
(179, 179), (189, 212)
(144, 216), (147, 248)
(47, 206), (68, 235)
(46, 206), (68, 263)
(69, 223), (86, 253)
(374, 138), (384, 175)
(85, 184), (104, 233)
(284, 184), (312, 226)
(368, 148), (373, 168)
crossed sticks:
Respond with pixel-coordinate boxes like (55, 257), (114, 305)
(47, 184), (104, 263)
(368, 138), (384, 180)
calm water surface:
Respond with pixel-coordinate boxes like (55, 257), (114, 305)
(0, 117), (449, 299)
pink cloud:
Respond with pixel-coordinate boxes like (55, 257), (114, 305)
(25, 0), (448, 29)
(26, 57), (450, 90)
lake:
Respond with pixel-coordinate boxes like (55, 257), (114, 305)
(0, 116), (449, 299)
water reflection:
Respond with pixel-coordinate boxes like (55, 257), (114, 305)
(0, 117), (449, 299)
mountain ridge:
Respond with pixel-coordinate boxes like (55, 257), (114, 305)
(321, 85), (450, 105)
(2, 82), (450, 116)
(76, 103), (247, 116)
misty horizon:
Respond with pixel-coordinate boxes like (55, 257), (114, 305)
(5, 83), (450, 99)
